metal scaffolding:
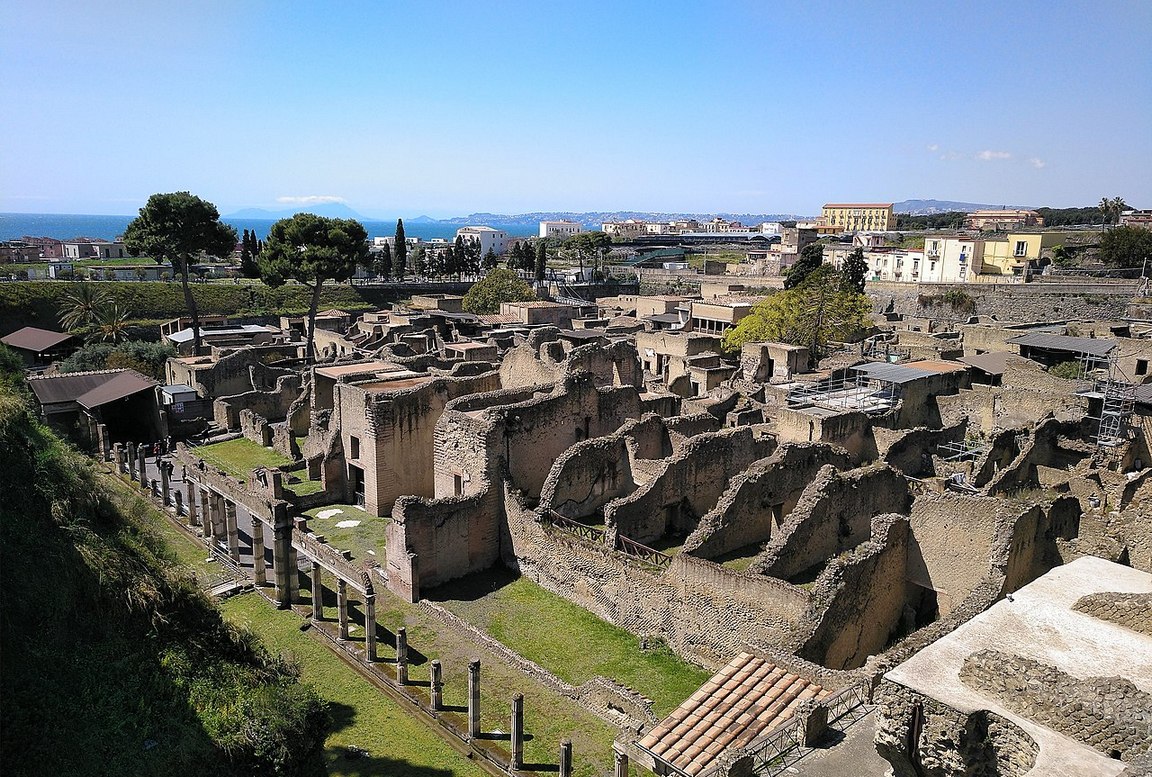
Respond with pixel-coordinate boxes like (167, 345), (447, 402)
(1079, 351), (1137, 451)
(786, 374), (898, 414)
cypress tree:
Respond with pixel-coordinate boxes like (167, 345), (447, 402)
(379, 243), (393, 280)
(393, 219), (407, 280)
(535, 241), (547, 281)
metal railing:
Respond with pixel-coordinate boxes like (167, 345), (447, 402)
(545, 511), (672, 570)
(615, 534), (673, 571)
(547, 510), (606, 542)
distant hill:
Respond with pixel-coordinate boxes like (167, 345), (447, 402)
(426, 211), (804, 227)
(893, 199), (1036, 215)
(224, 202), (370, 220)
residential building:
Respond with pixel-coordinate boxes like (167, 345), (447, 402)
(981, 232), (1067, 277)
(456, 226), (509, 256)
(864, 249), (929, 283)
(820, 203), (894, 232)
(1120, 210), (1152, 230)
(601, 220), (648, 240)
(964, 209), (1044, 230)
(0, 241), (40, 264)
(922, 237), (982, 283)
(539, 220), (584, 239)
(687, 299), (753, 334)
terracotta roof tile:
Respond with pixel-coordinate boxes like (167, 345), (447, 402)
(637, 653), (827, 774)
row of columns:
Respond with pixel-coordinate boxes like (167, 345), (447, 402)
(141, 452), (594, 777)
(125, 449), (605, 777)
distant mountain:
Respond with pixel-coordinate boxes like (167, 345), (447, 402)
(893, 199), (1036, 215)
(406, 215), (438, 224)
(224, 202), (370, 220)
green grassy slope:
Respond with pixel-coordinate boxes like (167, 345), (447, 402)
(0, 368), (328, 777)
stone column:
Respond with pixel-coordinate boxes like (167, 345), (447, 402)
(364, 592), (377, 662)
(271, 504), (296, 608)
(185, 481), (199, 526)
(510, 693), (524, 771)
(799, 700), (829, 747)
(430, 660), (443, 710)
(396, 627), (409, 684)
(310, 562), (324, 621)
(613, 749), (628, 777)
(224, 500), (240, 561)
(113, 443), (124, 473)
(97, 424), (110, 461)
(199, 490), (212, 540)
(150, 478), (159, 498)
(137, 447), (149, 488)
(467, 659), (481, 739)
(209, 492), (226, 544)
(160, 462), (171, 507)
(337, 579), (349, 639)
(251, 519), (266, 586)
(127, 442), (137, 480)
(174, 489), (184, 516)
(559, 740), (572, 777)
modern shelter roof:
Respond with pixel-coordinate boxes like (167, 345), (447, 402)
(1006, 333), (1116, 358)
(1, 326), (73, 353)
(851, 362), (937, 384)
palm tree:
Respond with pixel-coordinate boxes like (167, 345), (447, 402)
(1110, 197), (1129, 225)
(58, 283), (110, 331)
(95, 304), (131, 344)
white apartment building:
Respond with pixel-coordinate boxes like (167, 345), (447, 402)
(456, 226), (510, 255)
(539, 220), (584, 239)
(923, 237), (983, 283)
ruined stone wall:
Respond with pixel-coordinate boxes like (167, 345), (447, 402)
(985, 418), (1091, 496)
(338, 372), (500, 517)
(871, 282), (1133, 323)
(503, 494), (810, 668)
(797, 514), (911, 670)
(937, 382), (1088, 436)
(540, 434), (635, 519)
(960, 650), (1152, 766)
(683, 443), (851, 561)
(1073, 591), (1152, 637)
(386, 487), (503, 598)
(874, 679), (1039, 777)
(877, 425), (965, 477)
(665, 412), (723, 443)
(214, 374), (303, 431)
(755, 464), (912, 582)
(775, 406), (877, 463)
(603, 427), (776, 545)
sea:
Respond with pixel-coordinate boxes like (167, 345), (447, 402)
(0, 213), (540, 243)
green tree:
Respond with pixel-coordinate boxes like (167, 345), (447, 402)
(461, 268), (537, 314)
(57, 282), (110, 332)
(377, 242), (393, 280)
(482, 246), (499, 271)
(411, 244), (426, 278)
(841, 247), (868, 293)
(393, 219), (407, 280)
(784, 242), (824, 289)
(94, 303), (131, 344)
(722, 268), (871, 362)
(258, 213), (369, 362)
(239, 228), (260, 278)
(1100, 225), (1152, 267)
(535, 241), (548, 281)
(123, 192), (237, 356)
(565, 231), (612, 275)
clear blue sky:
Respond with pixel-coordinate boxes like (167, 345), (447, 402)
(2, 0), (1149, 217)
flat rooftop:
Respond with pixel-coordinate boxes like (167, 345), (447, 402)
(885, 556), (1151, 777)
(314, 361), (403, 379)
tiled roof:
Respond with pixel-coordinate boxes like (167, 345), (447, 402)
(637, 653), (828, 776)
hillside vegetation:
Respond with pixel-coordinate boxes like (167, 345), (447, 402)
(0, 280), (435, 336)
(0, 351), (329, 776)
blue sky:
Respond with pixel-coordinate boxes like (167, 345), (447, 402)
(2, 0), (1149, 217)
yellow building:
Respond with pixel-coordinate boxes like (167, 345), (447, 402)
(820, 203), (894, 232)
(980, 232), (1067, 277)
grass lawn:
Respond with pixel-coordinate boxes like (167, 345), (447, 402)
(195, 437), (293, 480)
(303, 503), (388, 562)
(222, 593), (487, 777)
(432, 569), (711, 717)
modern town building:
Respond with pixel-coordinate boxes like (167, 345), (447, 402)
(964, 209), (1045, 231)
(539, 220), (584, 239)
(455, 226), (510, 255)
(820, 203), (894, 232)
